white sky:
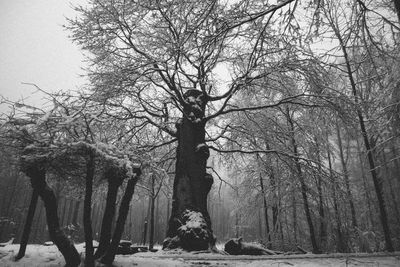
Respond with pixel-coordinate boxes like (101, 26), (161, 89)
(0, 0), (86, 114)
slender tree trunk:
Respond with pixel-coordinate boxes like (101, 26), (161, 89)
(390, 146), (400, 184)
(15, 189), (39, 260)
(0, 172), (19, 240)
(314, 138), (326, 251)
(287, 110), (320, 253)
(142, 195), (151, 245)
(336, 32), (394, 251)
(94, 168), (123, 259)
(259, 173), (271, 248)
(100, 172), (140, 265)
(381, 151), (400, 225)
(266, 149), (278, 244)
(335, 122), (358, 230)
(83, 152), (95, 267)
(326, 138), (346, 252)
(270, 171), (278, 239)
(164, 90), (214, 251)
(155, 194), (160, 244)
(72, 200), (80, 227)
(166, 195), (170, 235)
(292, 186), (297, 244)
(258, 208), (262, 238)
(67, 198), (74, 226)
(32, 202), (43, 243)
(142, 220), (148, 245)
(356, 137), (374, 230)
(14, 191), (32, 245)
(149, 174), (155, 250)
(23, 164), (80, 267)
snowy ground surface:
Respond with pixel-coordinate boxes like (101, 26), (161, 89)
(1, 243), (399, 267)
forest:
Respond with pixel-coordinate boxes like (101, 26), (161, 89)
(0, 0), (400, 266)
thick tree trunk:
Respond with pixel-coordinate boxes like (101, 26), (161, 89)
(94, 168), (123, 259)
(100, 172), (140, 265)
(24, 165), (80, 267)
(164, 90), (215, 251)
(83, 152), (95, 267)
(15, 189), (38, 261)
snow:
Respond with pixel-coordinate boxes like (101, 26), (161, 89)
(195, 143), (207, 152)
(177, 210), (207, 235)
(1, 244), (400, 267)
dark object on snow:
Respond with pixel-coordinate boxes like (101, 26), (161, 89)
(116, 240), (134, 255)
(43, 241), (54, 246)
(116, 245), (148, 255)
(224, 238), (276, 255)
(119, 240), (132, 247)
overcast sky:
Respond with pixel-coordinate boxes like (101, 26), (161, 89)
(0, 0), (86, 114)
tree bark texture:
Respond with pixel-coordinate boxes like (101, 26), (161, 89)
(23, 165), (80, 267)
(15, 189), (38, 260)
(164, 90), (215, 251)
(94, 167), (124, 259)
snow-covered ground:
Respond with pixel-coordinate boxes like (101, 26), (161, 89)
(0, 243), (399, 267)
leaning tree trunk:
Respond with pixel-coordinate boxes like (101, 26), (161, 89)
(15, 189), (38, 261)
(337, 33), (394, 251)
(94, 167), (124, 259)
(23, 164), (80, 267)
(100, 171), (140, 265)
(163, 90), (215, 251)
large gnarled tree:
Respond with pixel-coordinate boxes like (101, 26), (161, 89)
(67, 0), (315, 250)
